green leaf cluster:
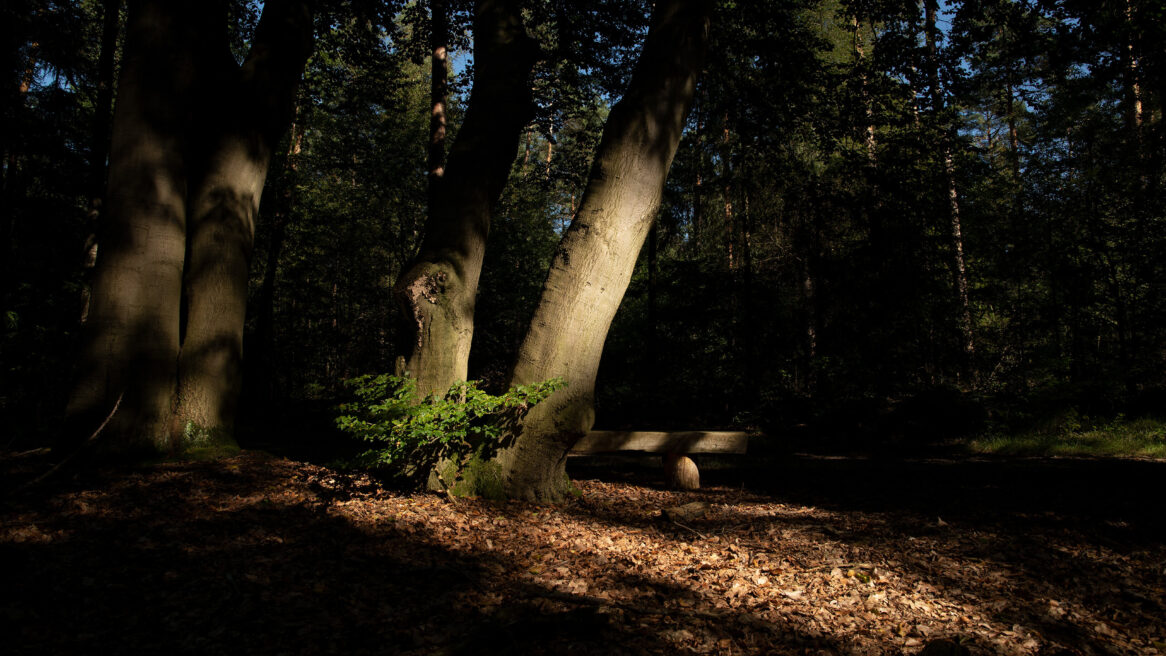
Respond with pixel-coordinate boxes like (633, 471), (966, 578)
(335, 375), (565, 488)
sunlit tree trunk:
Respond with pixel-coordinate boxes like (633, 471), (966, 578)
(498, 0), (712, 501)
(924, 0), (975, 376)
(721, 116), (735, 271)
(428, 0), (448, 197)
(852, 14), (886, 251)
(1124, 0), (1144, 150)
(394, 0), (538, 397)
(854, 16), (876, 165)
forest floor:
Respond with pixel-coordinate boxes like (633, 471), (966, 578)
(2, 449), (1164, 655)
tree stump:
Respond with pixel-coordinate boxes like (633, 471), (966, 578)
(664, 454), (699, 489)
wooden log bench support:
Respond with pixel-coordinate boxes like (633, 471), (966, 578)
(569, 430), (750, 490)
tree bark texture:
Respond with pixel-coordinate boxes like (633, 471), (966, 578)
(394, 0), (538, 397)
(499, 0), (712, 501)
(173, 0), (314, 438)
(64, 0), (199, 452)
(65, 0), (313, 454)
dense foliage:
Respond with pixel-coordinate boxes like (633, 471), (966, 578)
(335, 374), (564, 488)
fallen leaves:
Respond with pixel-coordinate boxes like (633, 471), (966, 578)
(2, 451), (1165, 655)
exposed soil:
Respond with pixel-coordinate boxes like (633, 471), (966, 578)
(2, 450), (1164, 655)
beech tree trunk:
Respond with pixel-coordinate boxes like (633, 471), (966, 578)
(498, 0), (712, 502)
(393, 0), (538, 397)
(172, 0), (314, 439)
(64, 0), (199, 452)
(65, 0), (313, 454)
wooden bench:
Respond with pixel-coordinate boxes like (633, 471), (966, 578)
(569, 430), (750, 490)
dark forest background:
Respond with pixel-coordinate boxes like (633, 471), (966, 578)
(3, 0), (1164, 454)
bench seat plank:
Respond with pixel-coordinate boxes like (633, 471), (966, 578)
(570, 430), (749, 455)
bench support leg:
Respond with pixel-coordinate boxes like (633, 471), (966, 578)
(664, 454), (700, 490)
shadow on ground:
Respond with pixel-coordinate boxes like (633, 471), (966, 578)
(2, 453), (843, 656)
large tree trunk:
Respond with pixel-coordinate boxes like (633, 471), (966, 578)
(66, 0), (313, 454)
(173, 0), (314, 440)
(498, 0), (712, 502)
(393, 0), (538, 397)
(63, 0), (199, 453)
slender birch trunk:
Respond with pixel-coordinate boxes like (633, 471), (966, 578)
(924, 0), (975, 374)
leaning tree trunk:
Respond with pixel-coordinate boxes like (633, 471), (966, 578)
(63, 0), (199, 453)
(498, 0), (712, 502)
(172, 0), (314, 441)
(393, 0), (538, 397)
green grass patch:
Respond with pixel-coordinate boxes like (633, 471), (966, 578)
(969, 415), (1166, 458)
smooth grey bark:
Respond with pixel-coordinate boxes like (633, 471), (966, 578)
(498, 0), (712, 502)
(173, 0), (314, 439)
(394, 0), (538, 397)
(64, 0), (198, 453)
(65, 0), (314, 454)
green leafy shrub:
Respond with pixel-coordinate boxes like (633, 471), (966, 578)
(335, 374), (565, 489)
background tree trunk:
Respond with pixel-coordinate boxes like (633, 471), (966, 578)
(80, 0), (120, 325)
(498, 0), (712, 502)
(428, 0), (448, 194)
(251, 118), (302, 405)
(393, 0), (538, 397)
(924, 0), (975, 376)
